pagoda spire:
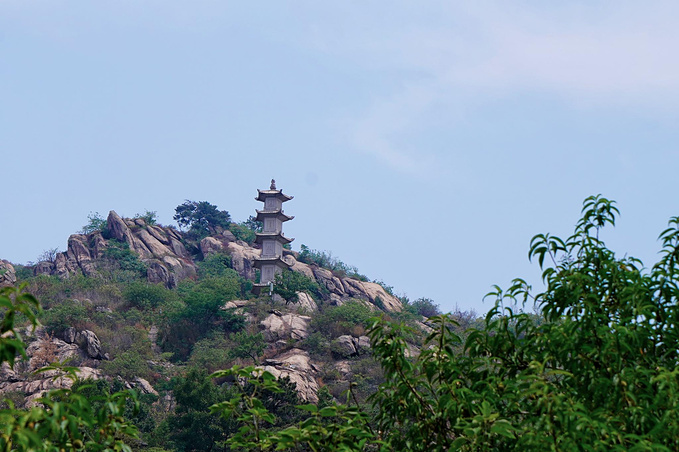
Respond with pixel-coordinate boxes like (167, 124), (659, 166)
(252, 180), (294, 295)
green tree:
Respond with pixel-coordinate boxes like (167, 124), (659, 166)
(173, 200), (231, 239)
(167, 368), (235, 452)
(229, 330), (265, 365)
(165, 274), (245, 361)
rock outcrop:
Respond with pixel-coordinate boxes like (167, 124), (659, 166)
(30, 211), (197, 288)
(333, 335), (371, 357)
(74, 330), (105, 360)
(262, 348), (319, 402)
(0, 260), (16, 287)
(260, 312), (311, 341)
(0, 328), (160, 406)
(283, 256), (403, 313)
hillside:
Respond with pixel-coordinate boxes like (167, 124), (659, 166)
(0, 208), (439, 447)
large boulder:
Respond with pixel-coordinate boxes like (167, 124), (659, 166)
(25, 335), (83, 372)
(34, 261), (55, 276)
(107, 210), (134, 245)
(137, 228), (173, 257)
(295, 292), (318, 313)
(75, 330), (104, 359)
(200, 237), (225, 256)
(260, 312), (311, 341)
(66, 235), (97, 276)
(286, 256), (315, 280)
(312, 267), (346, 296)
(226, 241), (258, 280)
(262, 348), (319, 402)
(134, 377), (158, 395)
(334, 335), (357, 357)
(0, 367), (102, 407)
(333, 335), (371, 358)
(341, 278), (402, 312)
(0, 260), (16, 287)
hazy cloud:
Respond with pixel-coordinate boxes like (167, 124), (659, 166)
(292, 1), (679, 173)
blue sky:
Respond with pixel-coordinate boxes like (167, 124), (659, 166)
(2, 1), (678, 313)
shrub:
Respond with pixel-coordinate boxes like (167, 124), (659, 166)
(102, 239), (147, 278)
(188, 333), (233, 373)
(133, 210), (158, 225)
(123, 282), (176, 310)
(197, 253), (233, 279)
(228, 222), (256, 244)
(311, 300), (375, 338)
(165, 274), (245, 361)
(80, 211), (108, 234)
(273, 270), (323, 304)
(298, 245), (368, 281)
(36, 248), (60, 263)
(407, 297), (441, 318)
(301, 331), (332, 358)
(229, 330), (265, 365)
(41, 300), (90, 335)
(100, 347), (151, 381)
(12, 265), (33, 282)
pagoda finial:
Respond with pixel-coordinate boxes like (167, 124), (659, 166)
(270, 179), (276, 190)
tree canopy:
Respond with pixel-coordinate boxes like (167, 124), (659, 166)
(173, 200), (231, 239)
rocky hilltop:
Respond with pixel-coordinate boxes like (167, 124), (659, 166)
(1, 211), (416, 405)
(33, 211), (402, 312)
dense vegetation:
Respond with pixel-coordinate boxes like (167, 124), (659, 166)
(2, 195), (679, 450)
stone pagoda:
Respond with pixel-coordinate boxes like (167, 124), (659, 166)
(252, 179), (294, 295)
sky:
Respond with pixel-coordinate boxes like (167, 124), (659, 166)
(2, 1), (679, 314)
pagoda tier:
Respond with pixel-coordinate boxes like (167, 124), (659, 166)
(255, 209), (294, 223)
(254, 231), (294, 245)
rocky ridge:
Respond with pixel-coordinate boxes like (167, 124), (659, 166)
(2, 211), (410, 404)
(30, 211), (403, 313)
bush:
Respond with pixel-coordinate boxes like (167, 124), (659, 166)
(229, 222), (256, 244)
(133, 210), (158, 225)
(41, 300), (90, 335)
(100, 348), (151, 381)
(298, 245), (368, 281)
(311, 300), (375, 338)
(274, 270), (323, 304)
(80, 211), (108, 235)
(197, 253), (233, 279)
(407, 297), (441, 318)
(123, 282), (177, 310)
(102, 239), (147, 278)
(188, 332), (233, 373)
(164, 274), (245, 361)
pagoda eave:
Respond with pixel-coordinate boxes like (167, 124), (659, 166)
(254, 233), (294, 245)
(253, 257), (292, 269)
(255, 190), (293, 202)
(255, 210), (294, 222)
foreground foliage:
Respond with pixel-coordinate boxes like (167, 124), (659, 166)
(214, 196), (679, 451)
(0, 286), (139, 451)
